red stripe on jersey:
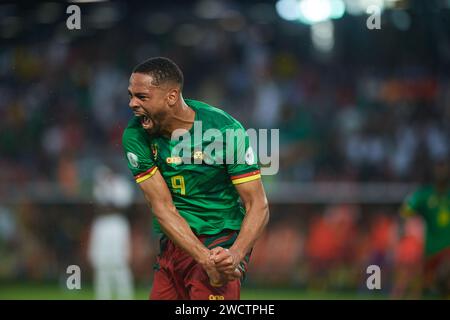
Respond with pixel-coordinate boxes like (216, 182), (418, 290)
(134, 166), (157, 179)
(230, 170), (260, 181)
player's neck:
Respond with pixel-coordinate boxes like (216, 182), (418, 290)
(161, 97), (195, 138)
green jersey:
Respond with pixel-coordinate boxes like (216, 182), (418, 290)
(403, 185), (450, 257)
(122, 99), (260, 235)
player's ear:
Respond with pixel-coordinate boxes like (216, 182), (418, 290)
(166, 87), (179, 107)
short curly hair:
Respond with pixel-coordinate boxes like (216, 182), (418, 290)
(133, 57), (184, 90)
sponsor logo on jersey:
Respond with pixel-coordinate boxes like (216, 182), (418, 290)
(166, 156), (183, 165)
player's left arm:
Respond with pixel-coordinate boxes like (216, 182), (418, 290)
(213, 178), (269, 274)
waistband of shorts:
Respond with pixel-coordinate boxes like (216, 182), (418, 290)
(159, 229), (239, 253)
(197, 229), (239, 249)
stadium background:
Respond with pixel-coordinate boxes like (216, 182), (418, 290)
(0, 0), (449, 299)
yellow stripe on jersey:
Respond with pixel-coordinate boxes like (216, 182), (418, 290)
(135, 166), (158, 183)
(232, 173), (261, 185)
(231, 170), (261, 185)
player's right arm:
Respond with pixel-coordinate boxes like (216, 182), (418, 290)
(139, 172), (240, 284)
(122, 123), (225, 283)
(138, 170), (213, 268)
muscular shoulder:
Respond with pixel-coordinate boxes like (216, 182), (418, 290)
(123, 116), (143, 137)
(122, 117), (158, 179)
(186, 99), (244, 132)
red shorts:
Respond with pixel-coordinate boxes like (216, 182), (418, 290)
(150, 229), (251, 300)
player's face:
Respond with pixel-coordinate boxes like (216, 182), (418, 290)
(128, 73), (170, 135)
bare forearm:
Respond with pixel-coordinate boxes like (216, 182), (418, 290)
(231, 201), (269, 262)
(149, 198), (209, 264)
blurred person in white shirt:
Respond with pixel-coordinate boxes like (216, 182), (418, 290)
(88, 165), (135, 300)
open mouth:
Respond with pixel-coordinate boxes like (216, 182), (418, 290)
(139, 114), (153, 128)
(133, 109), (154, 129)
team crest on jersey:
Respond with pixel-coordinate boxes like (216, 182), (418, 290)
(151, 143), (158, 160)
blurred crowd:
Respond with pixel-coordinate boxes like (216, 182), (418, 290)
(0, 2), (449, 203)
(0, 1), (448, 297)
(249, 204), (424, 297)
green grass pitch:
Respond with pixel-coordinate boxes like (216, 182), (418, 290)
(0, 283), (388, 300)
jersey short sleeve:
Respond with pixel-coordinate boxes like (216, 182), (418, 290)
(122, 126), (158, 183)
(225, 122), (260, 185)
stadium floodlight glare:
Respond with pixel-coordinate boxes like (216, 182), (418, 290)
(276, 0), (345, 25)
(298, 0), (332, 24)
(311, 20), (334, 52)
(275, 0), (302, 21)
(329, 0), (346, 19)
(344, 0), (385, 16)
